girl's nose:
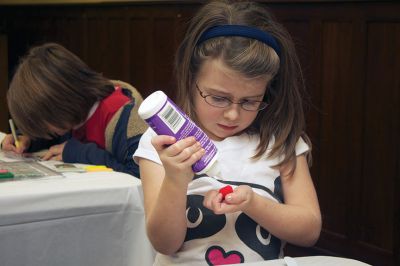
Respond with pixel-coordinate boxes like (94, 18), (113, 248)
(223, 104), (241, 121)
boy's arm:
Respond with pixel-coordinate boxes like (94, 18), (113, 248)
(1, 131), (68, 152)
(28, 134), (70, 152)
(62, 136), (141, 177)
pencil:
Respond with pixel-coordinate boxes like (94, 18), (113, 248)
(8, 119), (20, 149)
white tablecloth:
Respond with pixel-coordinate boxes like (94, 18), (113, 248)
(0, 172), (155, 266)
(233, 256), (371, 265)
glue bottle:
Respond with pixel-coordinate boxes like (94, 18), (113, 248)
(138, 91), (219, 175)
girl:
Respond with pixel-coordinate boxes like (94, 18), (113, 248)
(1, 43), (147, 177)
(134, 0), (321, 264)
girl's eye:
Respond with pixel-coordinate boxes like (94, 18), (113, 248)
(210, 96), (229, 103)
(242, 100), (258, 107)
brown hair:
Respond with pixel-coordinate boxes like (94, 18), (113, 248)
(175, 0), (311, 171)
(7, 42), (114, 139)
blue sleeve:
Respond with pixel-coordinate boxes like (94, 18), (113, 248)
(62, 136), (140, 177)
(28, 133), (71, 152)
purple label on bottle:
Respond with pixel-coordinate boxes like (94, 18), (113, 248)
(145, 97), (217, 173)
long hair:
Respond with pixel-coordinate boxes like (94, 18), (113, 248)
(7, 42), (114, 139)
(175, 0), (311, 171)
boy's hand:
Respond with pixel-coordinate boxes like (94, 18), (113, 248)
(203, 185), (254, 214)
(42, 142), (66, 161)
(1, 134), (30, 154)
(151, 135), (205, 183)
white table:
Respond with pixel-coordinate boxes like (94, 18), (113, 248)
(0, 171), (155, 266)
(234, 256), (371, 265)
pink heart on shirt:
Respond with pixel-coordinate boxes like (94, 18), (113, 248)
(205, 246), (244, 265)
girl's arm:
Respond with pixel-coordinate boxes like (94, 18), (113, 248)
(139, 136), (205, 255)
(245, 155), (321, 246)
(204, 154), (321, 247)
(139, 159), (190, 255)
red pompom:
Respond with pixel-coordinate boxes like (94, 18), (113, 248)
(219, 185), (233, 200)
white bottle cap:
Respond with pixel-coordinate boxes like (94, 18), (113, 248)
(138, 90), (168, 120)
(196, 154), (220, 176)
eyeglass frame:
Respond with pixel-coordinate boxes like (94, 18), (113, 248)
(195, 83), (268, 112)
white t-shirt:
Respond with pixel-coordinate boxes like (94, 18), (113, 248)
(133, 128), (309, 266)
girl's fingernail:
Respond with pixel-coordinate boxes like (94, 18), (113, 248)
(226, 195), (232, 201)
(219, 185), (233, 200)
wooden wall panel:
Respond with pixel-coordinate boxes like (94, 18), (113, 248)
(362, 21), (399, 250)
(152, 17), (176, 98)
(107, 18), (130, 81)
(54, 17), (86, 57)
(0, 35), (8, 132)
(129, 17), (152, 94)
(319, 21), (358, 235)
(86, 17), (109, 76)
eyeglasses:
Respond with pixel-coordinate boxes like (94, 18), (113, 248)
(195, 83), (268, 112)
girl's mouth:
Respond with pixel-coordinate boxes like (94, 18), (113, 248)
(217, 124), (238, 131)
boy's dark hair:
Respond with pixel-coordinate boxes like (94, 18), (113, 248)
(7, 42), (114, 139)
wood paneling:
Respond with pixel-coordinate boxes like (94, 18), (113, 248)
(273, 3), (399, 265)
(0, 35), (8, 132)
(362, 21), (399, 250)
(0, 1), (399, 265)
(129, 17), (152, 93)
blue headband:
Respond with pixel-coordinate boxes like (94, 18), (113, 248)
(197, 25), (281, 58)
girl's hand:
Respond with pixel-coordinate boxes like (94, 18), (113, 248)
(41, 142), (66, 161)
(151, 135), (205, 184)
(1, 134), (31, 154)
(203, 185), (254, 214)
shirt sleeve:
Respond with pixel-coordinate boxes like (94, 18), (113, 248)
(265, 136), (310, 165)
(63, 137), (140, 177)
(295, 137), (309, 156)
(133, 128), (162, 165)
